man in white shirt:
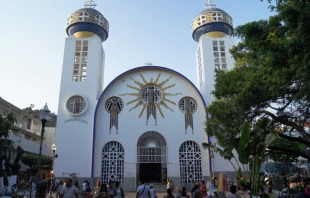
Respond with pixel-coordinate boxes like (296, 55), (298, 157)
(136, 179), (150, 198)
(60, 178), (78, 198)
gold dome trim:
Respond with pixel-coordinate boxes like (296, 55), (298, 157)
(74, 31), (95, 38)
(206, 31), (226, 38)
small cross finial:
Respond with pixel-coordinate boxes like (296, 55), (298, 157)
(204, 0), (216, 8)
(84, 0), (97, 8)
(145, 61), (153, 66)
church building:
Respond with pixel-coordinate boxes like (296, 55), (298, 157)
(54, 0), (236, 190)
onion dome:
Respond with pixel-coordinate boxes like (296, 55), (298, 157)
(66, 1), (109, 42)
(192, 1), (233, 42)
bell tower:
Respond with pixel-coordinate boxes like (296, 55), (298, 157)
(54, 0), (109, 179)
(192, 0), (234, 106)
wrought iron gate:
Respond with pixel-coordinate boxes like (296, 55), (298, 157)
(137, 147), (167, 163)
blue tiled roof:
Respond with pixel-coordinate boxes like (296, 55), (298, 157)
(74, 8), (103, 16)
(198, 8), (226, 15)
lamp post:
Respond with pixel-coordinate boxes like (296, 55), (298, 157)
(49, 143), (57, 198)
(36, 103), (51, 197)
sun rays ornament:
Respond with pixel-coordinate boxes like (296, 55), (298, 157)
(120, 73), (182, 125)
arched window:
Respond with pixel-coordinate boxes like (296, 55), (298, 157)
(179, 141), (202, 184)
(102, 141), (124, 184)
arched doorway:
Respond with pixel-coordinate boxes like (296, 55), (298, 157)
(102, 141), (124, 184)
(137, 131), (167, 183)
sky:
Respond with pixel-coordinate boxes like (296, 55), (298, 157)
(0, 0), (275, 113)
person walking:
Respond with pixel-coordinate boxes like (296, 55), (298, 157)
(108, 181), (117, 198)
(163, 188), (175, 198)
(97, 179), (102, 190)
(136, 179), (150, 198)
(56, 180), (64, 198)
(95, 184), (109, 198)
(149, 184), (156, 198)
(115, 181), (125, 198)
(82, 180), (88, 193)
(181, 187), (190, 198)
(83, 182), (92, 198)
(60, 178), (78, 198)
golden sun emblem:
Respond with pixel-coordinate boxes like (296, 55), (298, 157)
(119, 73), (182, 125)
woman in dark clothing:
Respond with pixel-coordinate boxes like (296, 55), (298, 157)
(181, 187), (190, 198)
(96, 184), (109, 198)
(164, 188), (175, 198)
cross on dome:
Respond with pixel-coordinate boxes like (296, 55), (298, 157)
(204, 0), (216, 8)
(145, 61), (153, 66)
(84, 0), (97, 8)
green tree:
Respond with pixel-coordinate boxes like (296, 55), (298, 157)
(206, 0), (310, 162)
(21, 154), (52, 176)
(0, 114), (16, 177)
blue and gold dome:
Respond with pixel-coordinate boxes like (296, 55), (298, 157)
(66, 3), (109, 42)
(192, 3), (233, 42)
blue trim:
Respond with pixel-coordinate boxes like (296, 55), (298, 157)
(67, 22), (108, 42)
(91, 66), (207, 177)
(206, 113), (212, 175)
(192, 22), (233, 42)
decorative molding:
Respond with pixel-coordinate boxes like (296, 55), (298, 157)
(178, 97), (197, 133)
(119, 73), (182, 125)
(64, 118), (88, 124)
(65, 95), (88, 117)
(105, 97), (124, 134)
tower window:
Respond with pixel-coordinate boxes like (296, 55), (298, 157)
(213, 40), (227, 70)
(72, 40), (88, 82)
(222, 64), (227, 70)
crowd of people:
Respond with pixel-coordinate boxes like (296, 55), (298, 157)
(39, 176), (310, 198)
(52, 178), (125, 198)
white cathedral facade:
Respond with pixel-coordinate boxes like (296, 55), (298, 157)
(54, 0), (236, 190)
